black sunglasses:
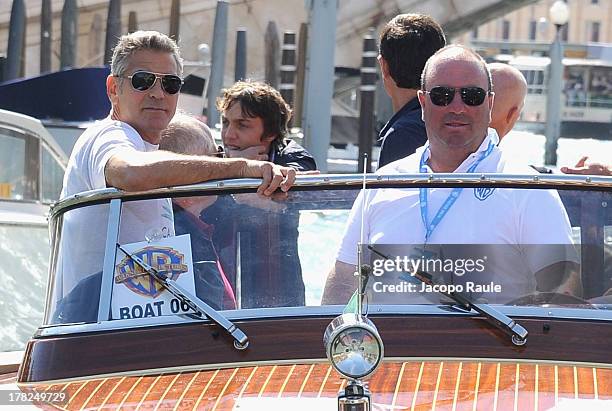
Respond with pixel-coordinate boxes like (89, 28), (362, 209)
(120, 71), (184, 95)
(425, 86), (490, 107)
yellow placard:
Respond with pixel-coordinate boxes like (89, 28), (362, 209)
(0, 183), (11, 198)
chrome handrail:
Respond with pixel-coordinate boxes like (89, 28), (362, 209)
(49, 173), (612, 221)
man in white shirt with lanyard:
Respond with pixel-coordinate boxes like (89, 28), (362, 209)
(58, 31), (296, 304)
(322, 45), (581, 305)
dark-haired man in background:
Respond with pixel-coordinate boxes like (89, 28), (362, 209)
(206, 81), (316, 308)
(377, 14), (446, 168)
(217, 80), (316, 171)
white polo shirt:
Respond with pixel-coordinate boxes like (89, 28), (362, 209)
(336, 129), (577, 301)
(58, 118), (174, 296)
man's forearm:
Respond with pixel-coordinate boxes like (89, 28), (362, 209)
(321, 260), (358, 305)
(106, 151), (250, 191)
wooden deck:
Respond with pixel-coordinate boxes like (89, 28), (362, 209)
(13, 360), (612, 410)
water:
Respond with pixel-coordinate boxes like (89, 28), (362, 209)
(0, 225), (49, 352)
(328, 130), (612, 173)
(500, 130), (612, 170)
(298, 210), (348, 306)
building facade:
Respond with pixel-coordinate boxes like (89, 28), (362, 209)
(458, 0), (611, 57)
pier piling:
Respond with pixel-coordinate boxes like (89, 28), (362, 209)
(40, 0), (52, 74)
(235, 28), (247, 81)
(104, 0), (122, 66)
(5, 0), (26, 80)
(60, 0), (79, 69)
(264, 21), (280, 89)
(280, 31), (297, 113)
(357, 29), (377, 172)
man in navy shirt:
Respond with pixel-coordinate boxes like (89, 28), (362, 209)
(208, 81), (317, 308)
(216, 80), (316, 171)
(377, 14), (446, 168)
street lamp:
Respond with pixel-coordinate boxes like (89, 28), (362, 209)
(544, 0), (570, 166)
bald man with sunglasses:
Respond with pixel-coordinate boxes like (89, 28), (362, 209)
(322, 45), (581, 306)
(58, 31), (295, 301)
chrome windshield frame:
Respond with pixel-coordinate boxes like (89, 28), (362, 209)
(98, 198), (122, 323)
(48, 173), (612, 220)
(41, 173), (612, 336)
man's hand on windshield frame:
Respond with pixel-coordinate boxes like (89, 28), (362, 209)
(241, 160), (296, 196)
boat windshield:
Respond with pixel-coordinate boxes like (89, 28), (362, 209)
(43, 176), (612, 327)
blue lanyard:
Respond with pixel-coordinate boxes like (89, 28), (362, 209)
(419, 141), (495, 242)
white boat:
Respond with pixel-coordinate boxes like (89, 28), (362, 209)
(510, 55), (612, 138)
(0, 109), (68, 353)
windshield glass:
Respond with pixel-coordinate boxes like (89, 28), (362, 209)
(0, 127), (28, 200)
(44, 180), (612, 326)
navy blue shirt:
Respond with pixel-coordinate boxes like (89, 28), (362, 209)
(270, 138), (317, 171)
(377, 97), (427, 168)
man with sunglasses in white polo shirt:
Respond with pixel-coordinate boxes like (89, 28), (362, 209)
(322, 45), (581, 306)
(56, 31), (296, 320)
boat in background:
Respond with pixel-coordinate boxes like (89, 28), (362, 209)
(510, 55), (612, 139)
(0, 67), (112, 157)
(0, 108), (67, 354)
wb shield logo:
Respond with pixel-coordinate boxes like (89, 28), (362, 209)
(474, 187), (495, 201)
(115, 246), (188, 297)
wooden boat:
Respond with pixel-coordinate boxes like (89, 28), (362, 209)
(1, 174), (610, 410)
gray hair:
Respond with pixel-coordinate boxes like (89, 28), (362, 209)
(111, 30), (183, 77)
(420, 44), (492, 91)
(160, 112), (216, 156)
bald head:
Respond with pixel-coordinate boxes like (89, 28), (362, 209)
(421, 45), (492, 92)
(160, 113), (216, 156)
(488, 63), (528, 139)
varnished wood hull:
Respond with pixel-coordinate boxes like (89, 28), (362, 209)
(7, 360), (612, 410)
(9, 314), (612, 409)
(18, 315), (612, 382)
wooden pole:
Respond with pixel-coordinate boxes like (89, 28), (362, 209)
(280, 31), (296, 110)
(170, 0), (180, 42)
(357, 29), (377, 172)
(293, 23), (308, 129)
(128, 11), (138, 33)
(104, 0), (122, 65)
(89, 14), (103, 64)
(20, 21), (26, 77)
(40, 0), (52, 74)
(234, 28), (247, 81)
(264, 21), (280, 89)
(60, 0), (79, 69)
(5, 0), (26, 80)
